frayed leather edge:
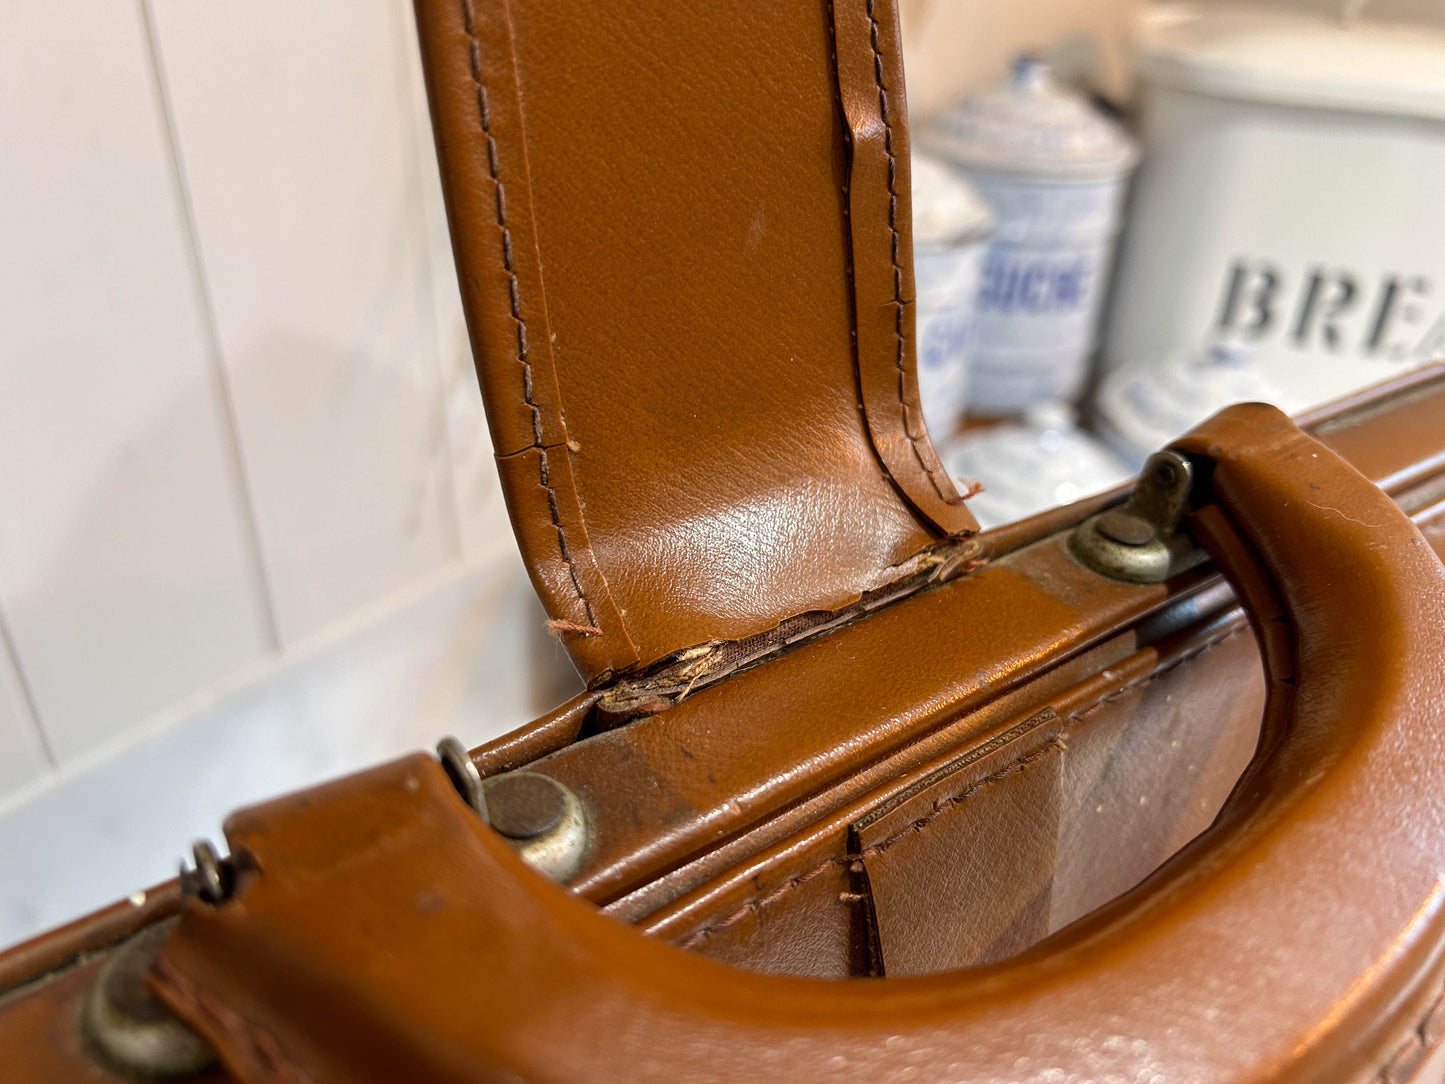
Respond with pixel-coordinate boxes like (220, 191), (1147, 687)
(448, 0), (639, 678)
(595, 536), (986, 724)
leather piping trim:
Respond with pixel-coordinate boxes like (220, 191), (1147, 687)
(830, 0), (979, 536)
(0, 879), (182, 995)
(447, 0), (638, 672)
(675, 626), (1245, 950)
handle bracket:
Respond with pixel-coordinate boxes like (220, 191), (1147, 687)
(1070, 448), (1208, 583)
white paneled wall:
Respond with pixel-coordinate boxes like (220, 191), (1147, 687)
(0, 631), (47, 796)
(0, 0), (534, 942)
(146, 0), (463, 644)
(0, 12), (522, 789)
(0, 3), (274, 767)
(0, 558), (546, 946)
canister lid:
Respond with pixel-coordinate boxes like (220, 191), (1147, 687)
(911, 152), (995, 249)
(923, 57), (1138, 180)
(1139, 4), (1445, 121)
(1095, 341), (1301, 469)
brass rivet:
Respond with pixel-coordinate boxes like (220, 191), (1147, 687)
(81, 921), (216, 1079)
(1097, 510), (1156, 547)
(487, 773), (567, 841)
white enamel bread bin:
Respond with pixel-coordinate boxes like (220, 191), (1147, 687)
(1104, 4), (1445, 407)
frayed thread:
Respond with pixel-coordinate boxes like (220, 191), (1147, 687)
(547, 619), (603, 637)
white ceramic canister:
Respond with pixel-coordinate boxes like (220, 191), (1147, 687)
(1094, 340), (1301, 471)
(924, 58), (1138, 415)
(1105, 5), (1445, 408)
(911, 152), (994, 440)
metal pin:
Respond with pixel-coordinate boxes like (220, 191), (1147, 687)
(180, 840), (230, 905)
(482, 771), (590, 884)
(436, 736), (489, 822)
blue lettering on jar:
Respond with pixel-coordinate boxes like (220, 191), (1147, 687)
(977, 252), (1093, 316)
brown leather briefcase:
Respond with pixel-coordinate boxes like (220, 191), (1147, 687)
(6, 1), (1445, 1081)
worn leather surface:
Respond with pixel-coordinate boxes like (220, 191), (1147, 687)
(506, 373), (1445, 921)
(646, 612), (1267, 980)
(1311, 369), (1445, 493)
(4, 0), (1445, 1069)
(4, 375), (1442, 1082)
(138, 405), (1445, 1081)
(415, 0), (976, 684)
(3, 389), (1442, 1081)
(538, 538), (1185, 905)
(0, 878), (180, 995)
(634, 634), (1161, 975)
(860, 627), (1262, 977)
(0, 881), (204, 1084)
(0, 956), (227, 1084)
(649, 379), (1445, 979)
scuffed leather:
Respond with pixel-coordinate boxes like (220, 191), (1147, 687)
(646, 379), (1445, 981)
(145, 405), (1445, 1082)
(537, 539), (1178, 906)
(414, 0), (976, 683)
(0, 957), (228, 1084)
(2, 378), (1443, 1082)
(524, 363), (1445, 915)
(860, 629), (1262, 977)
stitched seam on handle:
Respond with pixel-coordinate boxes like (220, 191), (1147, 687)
(459, 0), (598, 632)
(678, 627), (1244, 949)
(862, 0), (974, 508)
(1375, 983), (1445, 1083)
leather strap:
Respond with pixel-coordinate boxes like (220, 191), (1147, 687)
(414, 0), (977, 683)
(152, 405), (1445, 1080)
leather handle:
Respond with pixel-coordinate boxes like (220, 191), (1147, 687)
(413, 0), (975, 685)
(155, 405), (1445, 1082)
